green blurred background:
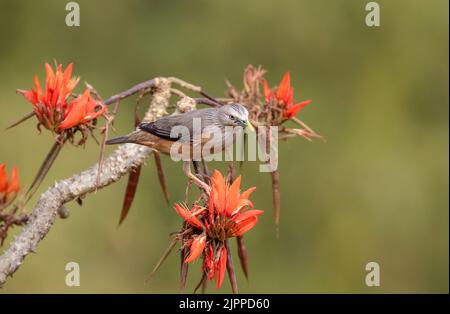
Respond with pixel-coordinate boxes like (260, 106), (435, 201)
(0, 0), (448, 293)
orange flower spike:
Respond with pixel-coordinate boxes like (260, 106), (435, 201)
(240, 186), (256, 200)
(33, 75), (43, 104)
(263, 71), (312, 120)
(67, 76), (80, 96)
(216, 247), (228, 288)
(63, 63), (73, 82)
(184, 234), (207, 263)
(0, 165), (20, 203)
(276, 71), (291, 102)
(262, 79), (273, 102)
(58, 63), (77, 108)
(174, 203), (204, 230)
(0, 164), (7, 192)
(285, 87), (294, 106)
(212, 170), (227, 214)
(44, 62), (55, 86)
(50, 65), (64, 108)
(43, 65), (54, 107)
(5, 166), (20, 195)
(225, 175), (241, 216)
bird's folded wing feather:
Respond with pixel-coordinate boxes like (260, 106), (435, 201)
(139, 108), (217, 143)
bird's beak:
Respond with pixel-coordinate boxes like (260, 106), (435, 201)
(246, 120), (255, 132)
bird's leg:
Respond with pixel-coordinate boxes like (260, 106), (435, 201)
(192, 160), (200, 175)
(192, 160), (205, 182)
(201, 159), (211, 185)
(183, 161), (210, 193)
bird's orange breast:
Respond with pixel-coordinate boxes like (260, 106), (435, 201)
(130, 130), (226, 160)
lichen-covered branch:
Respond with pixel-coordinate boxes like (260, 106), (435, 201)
(0, 143), (151, 286)
(0, 77), (172, 287)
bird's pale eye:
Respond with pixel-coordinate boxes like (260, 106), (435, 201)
(228, 114), (235, 120)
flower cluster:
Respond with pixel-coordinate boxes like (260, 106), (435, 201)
(174, 170), (263, 288)
(18, 63), (106, 133)
(263, 71), (312, 120)
(0, 164), (20, 208)
(226, 65), (320, 243)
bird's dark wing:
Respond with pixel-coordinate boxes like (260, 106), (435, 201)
(139, 120), (181, 141)
(138, 108), (217, 142)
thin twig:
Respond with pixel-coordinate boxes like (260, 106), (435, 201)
(25, 133), (66, 204)
(193, 271), (207, 294)
(103, 79), (157, 106)
(4, 111), (35, 130)
(146, 236), (179, 283)
(198, 91), (225, 106)
(179, 246), (189, 294)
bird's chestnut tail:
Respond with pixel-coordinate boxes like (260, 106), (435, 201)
(105, 136), (134, 145)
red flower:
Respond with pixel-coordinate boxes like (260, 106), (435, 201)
(174, 170), (262, 288)
(18, 63), (105, 132)
(0, 164), (20, 206)
(263, 71), (312, 119)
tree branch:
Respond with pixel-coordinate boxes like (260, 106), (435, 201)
(103, 79), (156, 106)
(0, 77), (172, 287)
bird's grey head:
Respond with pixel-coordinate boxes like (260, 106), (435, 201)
(217, 103), (254, 131)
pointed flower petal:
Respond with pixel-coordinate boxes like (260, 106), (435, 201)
(284, 100), (312, 119)
(174, 203), (203, 230)
(212, 170), (226, 214)
(0, 164), (7, 192)
(216, 246), (227, 288)
(230, 210), (263, 237)
(276, 71), (291, 102)
(232, 199), (254, 215)
(5, 166), (20, 194)
(263, 80), (273, 102)
(58, 91), (89, 130)
(185, 234), (207, 263)
(225, 175), (241, 216)
(240, 186), (256, 200)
